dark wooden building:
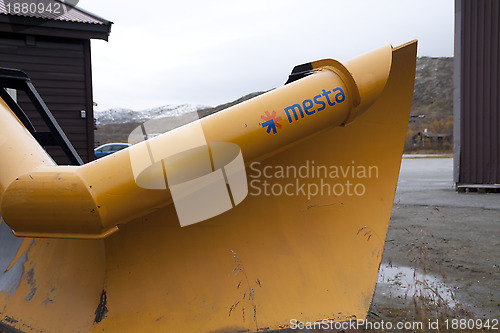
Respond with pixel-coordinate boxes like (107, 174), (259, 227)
(454, 0), (500, 191)
(0, 0), (111, 163)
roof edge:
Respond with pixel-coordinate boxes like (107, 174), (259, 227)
(0, 18), (111, 41)
(53, 0), (113, 25)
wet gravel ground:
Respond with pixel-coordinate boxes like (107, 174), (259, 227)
(368, 158), (500, 329)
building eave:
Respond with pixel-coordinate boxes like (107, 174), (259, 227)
(0, 14), (111, 41)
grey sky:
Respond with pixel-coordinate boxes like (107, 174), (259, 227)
(80, 0), (455, 111)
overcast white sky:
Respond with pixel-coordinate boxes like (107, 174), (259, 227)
(78, 0), (455, 111)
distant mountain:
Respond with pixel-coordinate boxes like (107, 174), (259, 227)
(94, 94), (264, 145)
(197, 92), (266, 118)
(95, 104), (208, 126)
(412, 57), (453, 117)
(406, 57), (453, 152)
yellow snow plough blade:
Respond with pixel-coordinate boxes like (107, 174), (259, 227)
(0, 41), (417, 332)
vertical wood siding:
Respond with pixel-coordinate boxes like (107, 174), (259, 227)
(0, 32), (92, 164)
(458, 0), (500, 184)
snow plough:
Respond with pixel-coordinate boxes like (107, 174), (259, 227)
(0, 41), (417, 332)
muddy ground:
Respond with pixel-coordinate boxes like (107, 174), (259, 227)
(367, 158), (499, 332)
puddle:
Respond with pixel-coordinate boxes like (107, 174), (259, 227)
(376, 264), (457, 306)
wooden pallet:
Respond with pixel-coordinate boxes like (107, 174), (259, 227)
(457, 184), (500, 193)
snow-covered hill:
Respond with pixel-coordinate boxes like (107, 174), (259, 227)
(95, 104), (209, 126)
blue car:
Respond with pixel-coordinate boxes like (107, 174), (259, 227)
(94, 143), (130, 159)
